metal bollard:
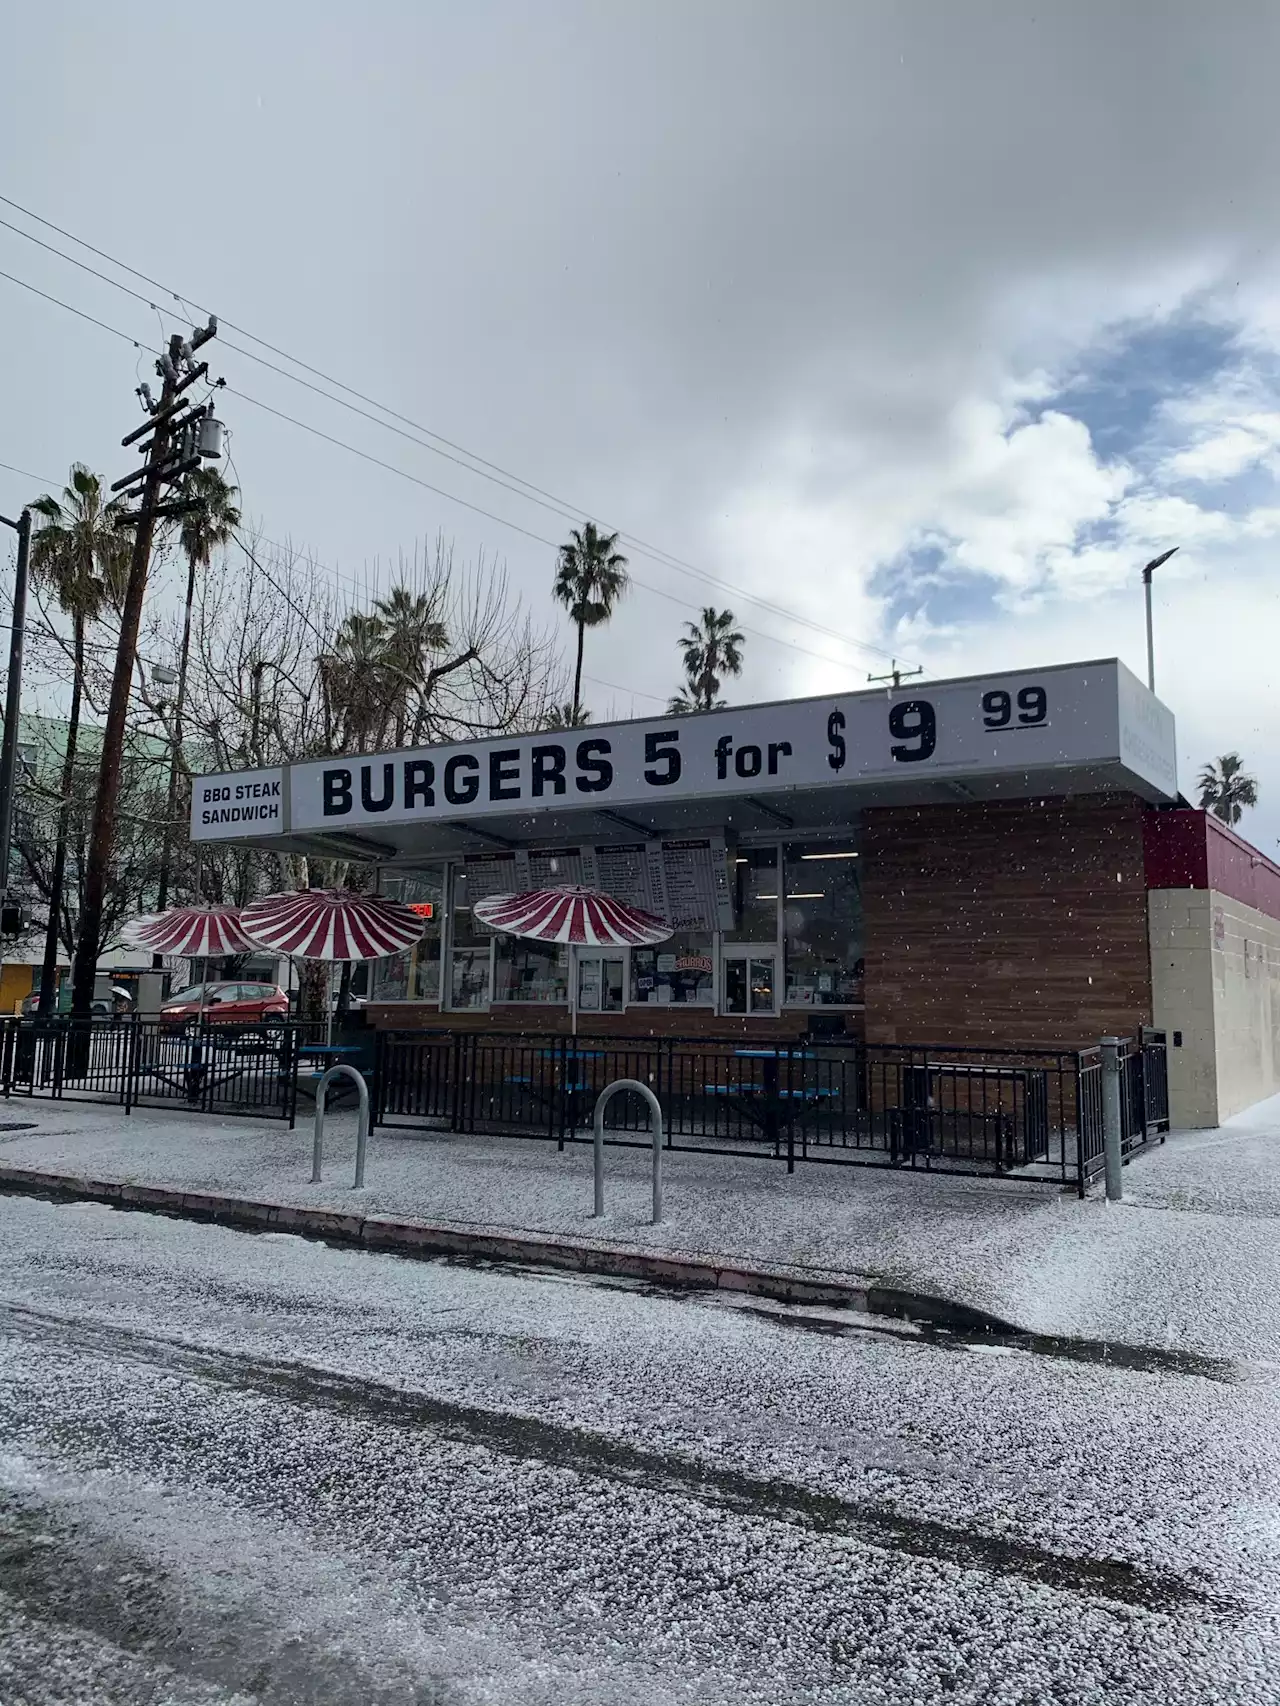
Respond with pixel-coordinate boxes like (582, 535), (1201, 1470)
(592, 1079), (664, 1225)
(1100, 1036), (1124, 1202)
(311, 1065), (371, 1188)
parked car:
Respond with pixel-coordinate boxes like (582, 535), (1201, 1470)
(159, 981), (290, 1030)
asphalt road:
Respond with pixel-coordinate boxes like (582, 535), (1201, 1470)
(0, 1192), (1277, 1704)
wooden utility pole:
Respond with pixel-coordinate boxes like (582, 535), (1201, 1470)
(70, 322), (218, 1017)
(867, 659), (924, 691)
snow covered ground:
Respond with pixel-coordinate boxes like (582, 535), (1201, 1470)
(2, 1091), (1280, 1355)
(2, 1192), (1279, 1704)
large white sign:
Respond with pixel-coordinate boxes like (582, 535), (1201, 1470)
(190, 660), (1177, 842)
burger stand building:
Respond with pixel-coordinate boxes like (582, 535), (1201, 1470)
(192, 657), (1280, 1130)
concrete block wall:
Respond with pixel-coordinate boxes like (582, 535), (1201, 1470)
(1146, 810), (1280, 1126)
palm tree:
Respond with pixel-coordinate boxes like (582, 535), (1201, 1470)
(28, 466), (130, 1014)
(374, 585), (449, 744)
(155, 469), (242, 918)
(676, 607), (745, 712)
(542, 701), (592, 730)
(1198, 754), (1259, 826)
(319, 610), (391, 752)
(552, 523), (629, 722)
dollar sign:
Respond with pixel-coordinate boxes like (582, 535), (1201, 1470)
(827, 709), (846, 772)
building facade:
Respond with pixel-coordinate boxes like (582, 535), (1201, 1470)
(192, 648), (1280, 1119)
(188, 656), (1280, 1125)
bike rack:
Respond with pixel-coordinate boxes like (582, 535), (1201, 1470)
(311, 1065), (371, 1188)
(592, 1079), (664, 1225)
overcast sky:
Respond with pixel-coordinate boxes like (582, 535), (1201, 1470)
(2, 2), (1280, 844)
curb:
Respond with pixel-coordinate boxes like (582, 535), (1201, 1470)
(0, 1163), (1015, 1336)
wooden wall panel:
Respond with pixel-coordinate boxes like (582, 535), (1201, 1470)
(862, 794), (1152, 1047)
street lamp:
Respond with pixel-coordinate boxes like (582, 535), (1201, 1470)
(1142, 547), (1179, 694)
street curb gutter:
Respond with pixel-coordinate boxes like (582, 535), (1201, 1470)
(0, 1163), (1015, 1336)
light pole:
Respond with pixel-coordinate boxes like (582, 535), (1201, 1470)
(1142, 547), (1178, 693)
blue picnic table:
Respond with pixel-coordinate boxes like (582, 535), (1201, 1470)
(701, 1047), (837, 1171)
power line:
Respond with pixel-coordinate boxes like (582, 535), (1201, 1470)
(0, 264), (139, 348)
(0, 260), (871, 677)
(0, 193), (906, 666)
(0, 458), (58, 490)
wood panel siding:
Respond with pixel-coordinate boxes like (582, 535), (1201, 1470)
(862, 795), (1152, 1047)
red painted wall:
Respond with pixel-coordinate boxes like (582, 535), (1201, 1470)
(1144, 808), (1280, 923)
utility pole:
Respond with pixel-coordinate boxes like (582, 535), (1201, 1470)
(70, 322), (220, 1018)
(0, 506), (32, 945)
(868, 659), (923, 691)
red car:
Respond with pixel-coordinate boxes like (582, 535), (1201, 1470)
(159, 981), (289, 1029)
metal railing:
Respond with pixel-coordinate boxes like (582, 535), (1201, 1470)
(1077, 1029), (1168, 1190)
(372, 1029), (1168, 1192)
(0, 1015), (332, 1123)
(0, 1016), (1169, 1195)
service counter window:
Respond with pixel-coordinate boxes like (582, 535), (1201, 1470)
(783, 844), (863, 1006)
(371, 871), (443, 1002)
(578, 953), (625, 1013)
(631, 933), (715, 1007)
(495, 938), (568, 1004)
(448, 865), (492, 1010)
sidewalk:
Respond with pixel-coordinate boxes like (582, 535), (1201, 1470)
(1, 1094), (1279, 1355)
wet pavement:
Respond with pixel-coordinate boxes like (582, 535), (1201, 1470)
(1, 1193), (1278, 1703)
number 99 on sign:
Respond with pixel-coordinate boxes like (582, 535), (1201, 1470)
(981, 686), (1048, 730)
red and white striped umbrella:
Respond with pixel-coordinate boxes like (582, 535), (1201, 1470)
(473, 885), (672, 947)
(122, 905), (255, 959)
(239, 888), (427, 962)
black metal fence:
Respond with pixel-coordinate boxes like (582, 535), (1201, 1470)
(375, 1028), (1171, 1194)
(1075, 1031), (1169, 1190)
(0, 1015), (332, 1122)
(0, 1014), (1170, 1194)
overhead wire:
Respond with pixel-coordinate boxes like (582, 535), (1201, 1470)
(0, 193), (907, 666)
(0, 261), (870, 679)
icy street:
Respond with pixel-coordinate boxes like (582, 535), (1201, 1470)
(1, 1192), (1279, 1703)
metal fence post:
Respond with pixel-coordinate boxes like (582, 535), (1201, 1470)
(1101, 1036), (1124, 1202)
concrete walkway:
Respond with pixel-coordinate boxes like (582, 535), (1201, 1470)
(1, 1093), (1279, 1355)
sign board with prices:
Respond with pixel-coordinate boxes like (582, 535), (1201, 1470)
(190, 661), (1178, 844)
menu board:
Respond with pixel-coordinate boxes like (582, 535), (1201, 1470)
(520, 847), (583, 889)
(655, 837), (735, 931)
(464, 854), (517, 929)
(590, 843), (653, 912)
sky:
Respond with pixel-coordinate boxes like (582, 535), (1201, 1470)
(1, 1), (1279, 845)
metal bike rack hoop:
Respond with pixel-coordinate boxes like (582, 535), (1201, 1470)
(311, 1064), (371, 1189)
(592, 1078), (664, 1225)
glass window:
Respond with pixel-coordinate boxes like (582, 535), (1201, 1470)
(631, 933), (715, 1006)
(448, 865), (491, 1009)
(783, 842), (863, 1006)
(449, 947), (491, 1010)
(495, 938), (568, 1003)
(723, 952), (776, 1015)
(577, 954), (625, 1013)
(724, 844), (779, 944)
(372, 870), (444, 1002)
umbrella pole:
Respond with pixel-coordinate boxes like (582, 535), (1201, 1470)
(326, 962), (334, 1047)
(570, 942), (578, 1038)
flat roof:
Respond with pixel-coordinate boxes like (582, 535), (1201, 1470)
(191, 656), (1178, 863)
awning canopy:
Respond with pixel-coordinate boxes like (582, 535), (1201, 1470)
(190, 657), (1178, 865)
